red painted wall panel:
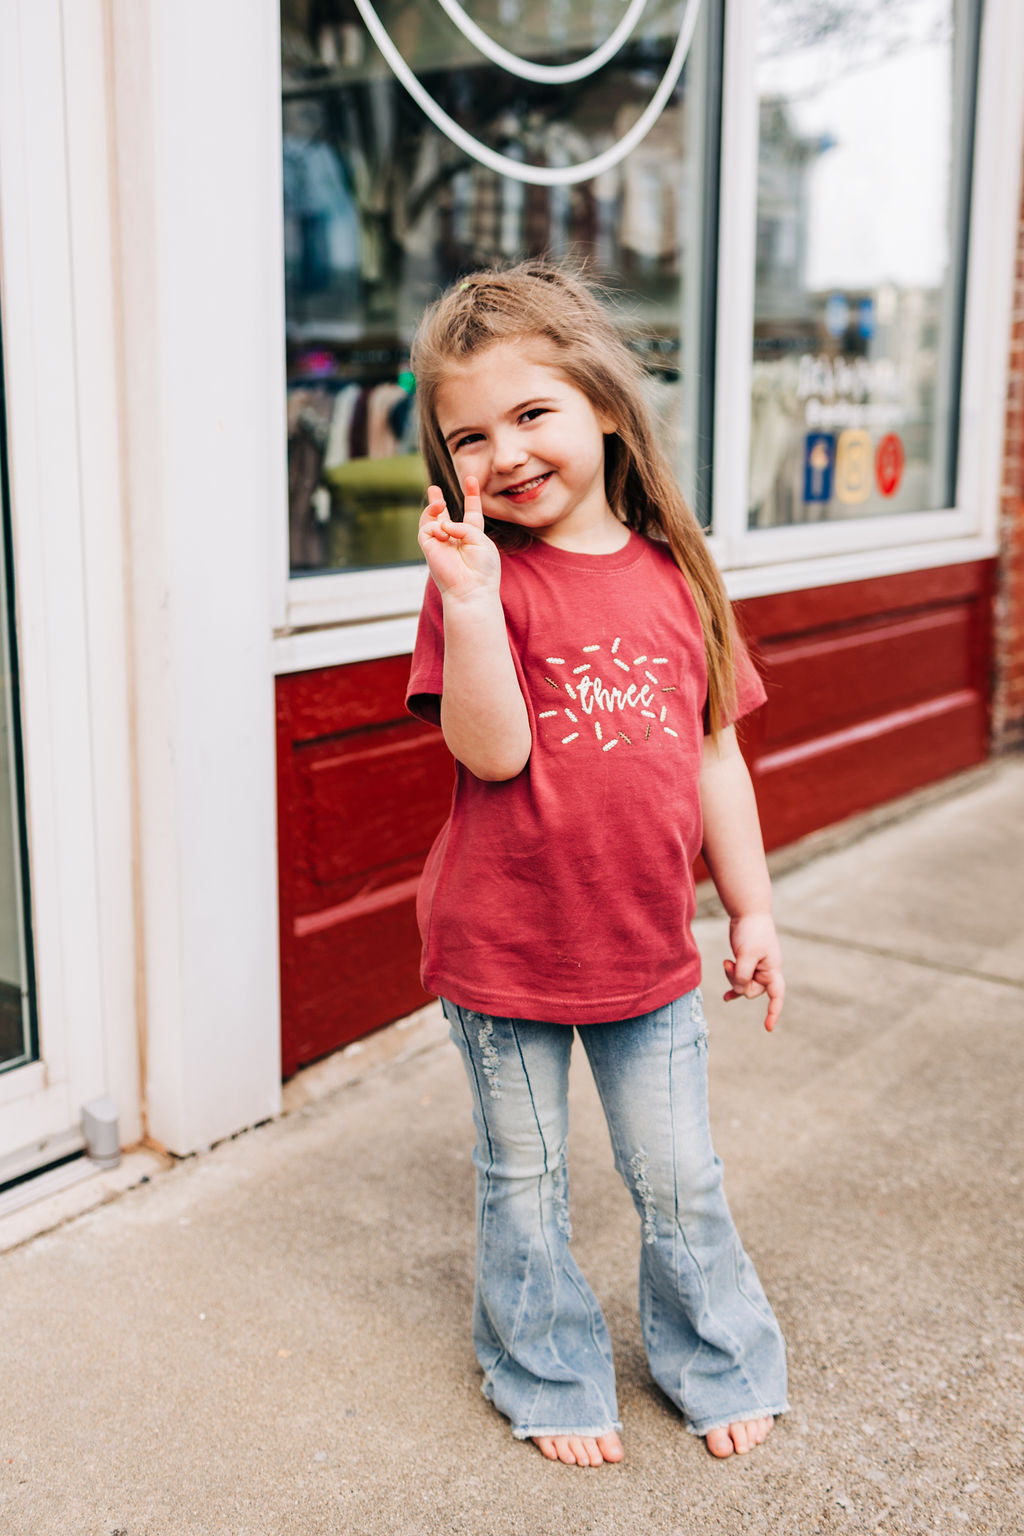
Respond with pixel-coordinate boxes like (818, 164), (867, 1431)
(276, 560), (995, 1075)
(758, 609), (975, 747)
(736, 560), (994, 851)
(754, 692), (985, 846)
(276, 658), (453, 1076)
(302, 727), (450, 890)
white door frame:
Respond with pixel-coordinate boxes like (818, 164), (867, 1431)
(1, 0), (286, 1163)
(0, 0), (140, 1160)
(109, 0), (283, 1153)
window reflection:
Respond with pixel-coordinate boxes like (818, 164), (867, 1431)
(281, 0), (716, 573)
(748, 0), (976, 528)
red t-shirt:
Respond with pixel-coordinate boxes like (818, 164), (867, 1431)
(406, 532), (765, 1024)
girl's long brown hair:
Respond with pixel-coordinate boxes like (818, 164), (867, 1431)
(411, 260), (739, 735)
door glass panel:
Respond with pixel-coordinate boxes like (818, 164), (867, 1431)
(0, 318), (35, 1073)
(281, 0), (722, 573)
(748, 0), (978, 528)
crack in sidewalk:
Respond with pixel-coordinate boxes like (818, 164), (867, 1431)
(774, 924), (1024, 992)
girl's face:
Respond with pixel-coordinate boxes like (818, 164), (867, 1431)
(434, 340), (622, 549)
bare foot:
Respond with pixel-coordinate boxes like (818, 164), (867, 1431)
(705, 1416), (774, 1458)
(532, 1431), (624, 1467)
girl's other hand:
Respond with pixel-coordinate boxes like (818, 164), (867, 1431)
(723, 913), (784, 1032)
(418, 476), (501, 600)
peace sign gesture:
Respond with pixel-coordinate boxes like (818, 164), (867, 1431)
(417, 477), (501, 602)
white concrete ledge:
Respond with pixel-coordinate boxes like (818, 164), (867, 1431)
(0, 1147), (172, 1255)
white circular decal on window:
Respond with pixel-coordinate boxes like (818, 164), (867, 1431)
(350, 0), (702, 187)
(434, 0), (649, 84)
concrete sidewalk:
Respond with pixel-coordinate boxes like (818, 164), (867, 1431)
(2, 760), (1022, 1536)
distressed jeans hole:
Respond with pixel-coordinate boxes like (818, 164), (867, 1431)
(477, 1018), (502, 1099)
(630, 1150), (658, 1246)
(552, 1153), (572, 1239)
(690, 991), (709, 1052)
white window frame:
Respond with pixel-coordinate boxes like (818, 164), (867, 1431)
(0, 0), (140, 1161)
(713, 0), (1022, 599)
(272, 0), (1023, 671)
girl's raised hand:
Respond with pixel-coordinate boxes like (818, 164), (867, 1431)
(418, 476), (501, 600)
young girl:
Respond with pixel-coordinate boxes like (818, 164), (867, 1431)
(406, 261), (788, 1468)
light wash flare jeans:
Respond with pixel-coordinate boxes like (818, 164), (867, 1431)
(442, 989), (788, 1441)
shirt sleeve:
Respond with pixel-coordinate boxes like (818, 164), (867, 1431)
(703, 624), (767, 734)
(406, 576), (444, 726)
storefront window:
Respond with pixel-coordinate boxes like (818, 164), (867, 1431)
(281, 0), (721, 574)
(748, 0), (978, 528)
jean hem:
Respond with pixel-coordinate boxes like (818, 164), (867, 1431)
(685, 1402), (790, 1438)
(512, 1422), (623, 1441)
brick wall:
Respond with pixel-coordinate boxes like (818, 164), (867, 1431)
(993, 152), (1024, 750)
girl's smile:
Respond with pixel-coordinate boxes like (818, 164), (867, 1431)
(498, 471), (556, 504)
(435, 342), (627, 551)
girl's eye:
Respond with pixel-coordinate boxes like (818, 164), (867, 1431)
(452, 432), (483, 452)
(520, 408), (548, 424)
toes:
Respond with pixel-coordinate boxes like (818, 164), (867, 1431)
(742, 1416), (772, 1448)
(705, 1427), (734, 1458)
(569, 1437), (601, 1466)
(533, 1432), (625, 1467)
(596, 1432), (624, 1463)
(707, 1418), (774, 1458)
(732, 1421), (754, 1454)
(533, 1437), (561, 1462)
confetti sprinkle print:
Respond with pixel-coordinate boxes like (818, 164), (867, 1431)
(536, 637), (679, 752)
